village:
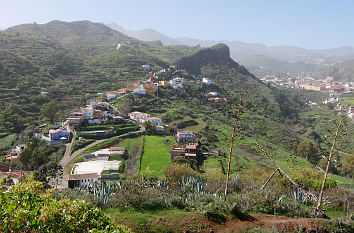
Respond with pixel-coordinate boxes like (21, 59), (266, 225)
(1, 64), (223, 188)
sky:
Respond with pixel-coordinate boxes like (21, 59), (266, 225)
(1, 0), (353, 49)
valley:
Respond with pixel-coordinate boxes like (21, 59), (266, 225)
(0, 20), (353, 233)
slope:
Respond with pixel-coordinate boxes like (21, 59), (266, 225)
(6, 20), (141, 58)
(315, 59), (354, 82)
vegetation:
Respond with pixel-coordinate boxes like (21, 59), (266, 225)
(140, 136), (174, 177)
(1, 20), (353, 231)
(0, 174), (130, 232)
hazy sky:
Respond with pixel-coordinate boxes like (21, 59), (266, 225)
(1, 0), (353, 49)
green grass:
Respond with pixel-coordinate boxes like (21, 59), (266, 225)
(104, 207), (191, 232)
(117, 137), (144, 155)
(140, 135), (174, 177)
(330, 174), (354, 189)
(0, 133), (17, 150)
(179, 118), (207, 132)
(203, 157), (225, 178)
(341, 97), (354, 106)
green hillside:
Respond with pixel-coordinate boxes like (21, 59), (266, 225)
(315, 58), (354, 81)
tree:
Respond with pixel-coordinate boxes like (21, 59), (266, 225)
(142, 121), (154, 133)
(297, 140), (320, 164)
(341, 154), (354, 178)
(163, 163), (197, 185)
(40, 100), (61, 123)
(0, 174), (131, 232)
(120, 96), (133, 117)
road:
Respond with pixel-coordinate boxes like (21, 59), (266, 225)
(58, 127), (144, 188)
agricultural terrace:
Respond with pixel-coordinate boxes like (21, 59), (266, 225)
(140, 135), (175, 177)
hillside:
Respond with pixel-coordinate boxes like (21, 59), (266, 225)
(239, 54), (321, 77)
(315, 59), (354, 82)
(6, 20), (142, 58)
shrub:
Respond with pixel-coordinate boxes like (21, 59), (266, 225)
(163, 163), (197, 185)
(204, 210), (227, 223)
(71, 139), (95, 152)
(0, 174), (130, 232)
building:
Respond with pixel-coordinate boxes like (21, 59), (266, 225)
(147, 76), (158, 83)
(176, 131), (196, 143)
(142, 64), (150, 71)
(155, 125), (165, 132)
(142, 117), (162, 125)
(84, 154), (109, 162)
(208, 97), (228, 102)
(171, 143), (199, 160)
(133, 84), (147, 95)
(118, 88), (129, 95)
(206, 92), (218, 97)
(113, 116), (125, 123)
(159, 81), (170, 87)
(68, 173), (99, 188)
(202, 78), (213, 85)
(298, 83), (324, 91)
(128, 111), (150, 122)
(106, 91), (118, 101)
(49, 127), (70, 144)
(72, 160), (122, 175)
(170, 77), (184, 89)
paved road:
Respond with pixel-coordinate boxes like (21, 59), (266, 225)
(58, 128), (144, 188)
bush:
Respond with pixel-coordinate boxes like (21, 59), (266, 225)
(0, 174), (130, 232)
(71, 139), (95, 152)
(204, 210), (227, 223)
(163, 163), (197, 185)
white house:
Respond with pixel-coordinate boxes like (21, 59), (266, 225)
(142, 64), (150, 71)
(88, 119), (102, 125)
(81, 107), (94, 120)
(106, 92), (118, 101)
(72, 160), (122, 175)
(68, 173), (99, 188)
(128, 112), (150, 122)
(142, 117), (162, 125)
(170, 77), (184, 89)
(133, 85), (146, 95)
(202, 78), (213, 85)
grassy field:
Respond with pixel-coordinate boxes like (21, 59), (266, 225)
(117, 136), (144, 176)
(342, 97), (354, 106)
(0, 133), (17, 150)
(203, 157), (225, 178)
(140, 135), (174, 177)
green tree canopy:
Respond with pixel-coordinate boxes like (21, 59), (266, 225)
(296, 140), (320, 164)
(341, 154), (354, 178)
(40, 100), (61, 123)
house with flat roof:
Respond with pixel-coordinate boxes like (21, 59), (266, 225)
(68, 173), (99, 188)
(176, 131), (196, 143)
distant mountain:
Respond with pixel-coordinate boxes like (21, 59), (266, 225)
(239, 54), (320, 74)
(315, 59), (354, 82)
(7, 20), (142, 58)
(106, 23), (181, 46)
(107, 23), (354, 76)
(312, 46), (354, 58)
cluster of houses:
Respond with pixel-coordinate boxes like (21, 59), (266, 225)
(68, 146), (125, 188)
(34, 124), (71, 145)
(170, 131), (199, 160)
(261, 75), (353, 94)
(5, 144), (26, 161)
(66, 100), (118, 128)
(128, 111), (164, 132)
(322, 97), (354, 119)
